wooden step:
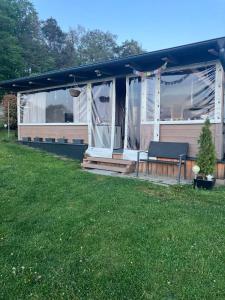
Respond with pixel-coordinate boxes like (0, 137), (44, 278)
(112, 153), (123, 160)
(85, 156), (135, 165)
(82, 156), (136, 174)
(82, 162), (129, 173)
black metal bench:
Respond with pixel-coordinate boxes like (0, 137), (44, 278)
(136, 141), (189, 183)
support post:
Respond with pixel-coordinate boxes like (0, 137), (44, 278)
(17, 92), (21, 141)
(87, 83), (92, 149)
(153, 74), (160, 141)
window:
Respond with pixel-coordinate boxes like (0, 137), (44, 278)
(20, 85), (88, 124)
(46, 89), (73, 123)
(160, 65), (216, 121)
(20, 92), (46, 124)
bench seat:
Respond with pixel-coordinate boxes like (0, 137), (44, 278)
(136, 141), (189, 183)
(141, 159), (181, 165)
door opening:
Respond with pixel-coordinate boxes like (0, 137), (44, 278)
(114, 77), (126, 152)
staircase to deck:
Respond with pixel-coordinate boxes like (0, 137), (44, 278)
(82, 156), (136, 174)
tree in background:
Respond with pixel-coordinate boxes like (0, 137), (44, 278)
(0, 0), (24, 81)
(0, 0), (54, 81)
(77, 29), (118, 64)
(2, 94), (17, 129)
(117, 39), (144, 57)
(196, 119), (216, 177)
(41, 17), (68, 69)
(14, 0), (54, 75)
(0, 0), (144, 82)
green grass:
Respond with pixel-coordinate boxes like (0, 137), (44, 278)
(0, 128), (17, 142)
(1, 132), (225, 299)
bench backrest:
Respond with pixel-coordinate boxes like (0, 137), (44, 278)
(148, 141), (189, 159)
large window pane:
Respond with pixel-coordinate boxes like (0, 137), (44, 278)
(46, 89), (73, 123)
(20, 92), (46, 123)
(20, 85), (88, 124)
(160, 65), (216, 121)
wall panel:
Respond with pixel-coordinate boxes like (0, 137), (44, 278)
(160, 124), (223, 159)
(19, 125), (88, 143)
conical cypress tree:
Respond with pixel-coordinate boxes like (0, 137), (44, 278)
(196, 119), (216, 177)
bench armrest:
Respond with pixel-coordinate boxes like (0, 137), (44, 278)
(137, 150), (148, 162)
(178, 154), (187, 161)
(137, 150), (148, 154)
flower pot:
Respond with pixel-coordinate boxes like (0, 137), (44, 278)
(69, 88), (81, 97)
(193, 177), (216, 190)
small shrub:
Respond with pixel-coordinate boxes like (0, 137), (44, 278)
(196, 118), (216, 177)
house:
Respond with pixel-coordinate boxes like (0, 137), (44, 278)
(1, 37), (225, 179)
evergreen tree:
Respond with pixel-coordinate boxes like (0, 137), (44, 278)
(197, 119), (216, 177)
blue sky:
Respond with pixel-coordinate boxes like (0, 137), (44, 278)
(32, 0), (225, 51)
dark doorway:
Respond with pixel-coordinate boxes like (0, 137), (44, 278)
(114, 77), (126, 150)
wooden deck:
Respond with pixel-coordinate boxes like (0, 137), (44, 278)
(82, 153), (225, 180)
(114, 153), (225, 180)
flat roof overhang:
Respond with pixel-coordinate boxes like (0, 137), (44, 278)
(1, 36), (225, 93)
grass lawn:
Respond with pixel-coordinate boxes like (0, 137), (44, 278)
(1, 130), (225, 299)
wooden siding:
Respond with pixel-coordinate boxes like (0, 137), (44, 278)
(160, 124), (223, 159)
(19, 125), (88, 143)
(137, 160), (225, 180)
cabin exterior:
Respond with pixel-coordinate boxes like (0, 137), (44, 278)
(1, 37), (225, 179)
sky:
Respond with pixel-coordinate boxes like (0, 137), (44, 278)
(31, 0), (225, 51)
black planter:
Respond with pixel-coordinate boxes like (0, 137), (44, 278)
(22, 137), (31, 142)
(72, 139), (84, 145)
(34, 137), (43, 142)
(45, 138), (55, 143)
(193, 178), (216, 190)
(57, 138), (68, 144)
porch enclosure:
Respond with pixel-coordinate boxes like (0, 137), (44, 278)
(18, 61), (224, 164)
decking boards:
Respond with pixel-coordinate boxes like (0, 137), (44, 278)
(82, 157), (136, 174)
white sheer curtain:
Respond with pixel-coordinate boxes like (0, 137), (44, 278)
(73, 87), (88, 123)
(22, 92), (46, 123)
(127, 77), (141, 150)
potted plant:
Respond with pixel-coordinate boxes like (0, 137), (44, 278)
(194, 118), (216, 189)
